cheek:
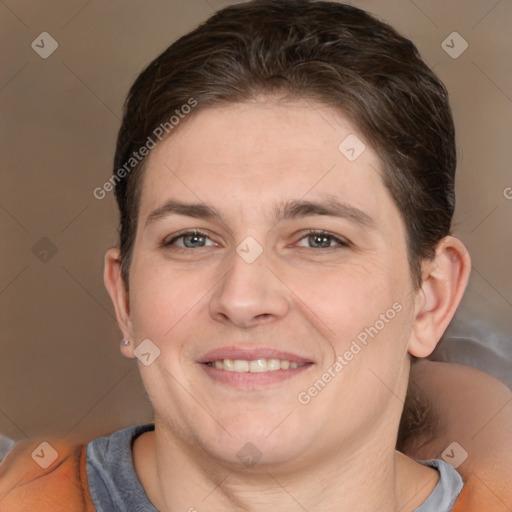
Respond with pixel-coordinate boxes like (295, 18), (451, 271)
(128, 255), (211, 340)
(283, 259), (404, 342)
(286, 260), (414, 396)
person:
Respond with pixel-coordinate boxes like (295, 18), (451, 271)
(1, 1), (511, 510)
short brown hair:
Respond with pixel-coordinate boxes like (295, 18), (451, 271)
(113, 0), (456, 289)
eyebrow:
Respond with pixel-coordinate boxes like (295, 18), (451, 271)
(275, 198), (375, 228)
(145, 198), (375, 229)
(145, 201), (221, 227)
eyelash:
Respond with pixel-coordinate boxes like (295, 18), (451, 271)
(161, 229), (350, 250)
(161, 230), (215, 250)
(295, 230), (350, 249)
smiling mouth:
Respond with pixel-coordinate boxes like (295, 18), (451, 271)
(205, 358), (308, 373)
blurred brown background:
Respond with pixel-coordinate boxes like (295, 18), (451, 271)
(1, 0), (511, 441)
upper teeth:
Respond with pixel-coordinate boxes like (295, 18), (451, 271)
(208, 359), (304, 372)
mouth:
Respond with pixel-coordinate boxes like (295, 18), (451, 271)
(198, 347), (314, 389)
(205, 358), (307, 372)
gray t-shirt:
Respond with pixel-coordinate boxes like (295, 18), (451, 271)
(86, 423), (464, 512)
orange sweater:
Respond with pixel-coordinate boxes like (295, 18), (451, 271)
(452, 470), (512, 512)
(1, 438), (510, 511)
(0, 438), (95, 512)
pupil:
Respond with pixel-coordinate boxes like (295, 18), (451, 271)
(311, 234), (330, 248)
(184, 234), (204, 248)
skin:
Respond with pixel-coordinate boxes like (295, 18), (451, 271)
(408, 360), (512, 509)
(104, 98), (470, 512)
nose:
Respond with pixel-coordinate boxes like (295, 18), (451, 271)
(209, 247), (290, 329)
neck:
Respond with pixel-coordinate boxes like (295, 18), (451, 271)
(133, 422), (438, 512)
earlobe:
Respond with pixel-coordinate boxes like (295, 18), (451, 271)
(408, 236), (471, 358)
(103, 247), (135, 358)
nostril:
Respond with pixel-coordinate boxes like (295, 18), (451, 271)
(214, 312), (230, 322)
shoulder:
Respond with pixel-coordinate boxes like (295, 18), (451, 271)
(453, 477), (512, 512)
(0, 437), (95, 512)
(411, 361), (512, 510)
(410, 361), (512, 467)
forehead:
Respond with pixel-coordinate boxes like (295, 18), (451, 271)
(138, 100), (400, 231)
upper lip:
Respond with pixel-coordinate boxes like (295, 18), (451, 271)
(197, 346), (313, 364)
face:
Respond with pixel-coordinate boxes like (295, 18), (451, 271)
(123, 100), (418, 468)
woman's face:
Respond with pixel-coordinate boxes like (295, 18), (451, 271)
(119, 100), (419, 467)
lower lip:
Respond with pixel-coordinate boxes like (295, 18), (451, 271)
(200, 363), (313, 389)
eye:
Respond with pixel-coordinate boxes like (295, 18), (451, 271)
(295, 230), (350, 249)
(162, 230), (217, 249)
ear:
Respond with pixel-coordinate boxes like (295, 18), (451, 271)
(408, 236), (471, 358)
(103, 247), (135, 358)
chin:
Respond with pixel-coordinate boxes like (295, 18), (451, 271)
(211, 437), (306, 469)
(196, 414), (310, 468)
